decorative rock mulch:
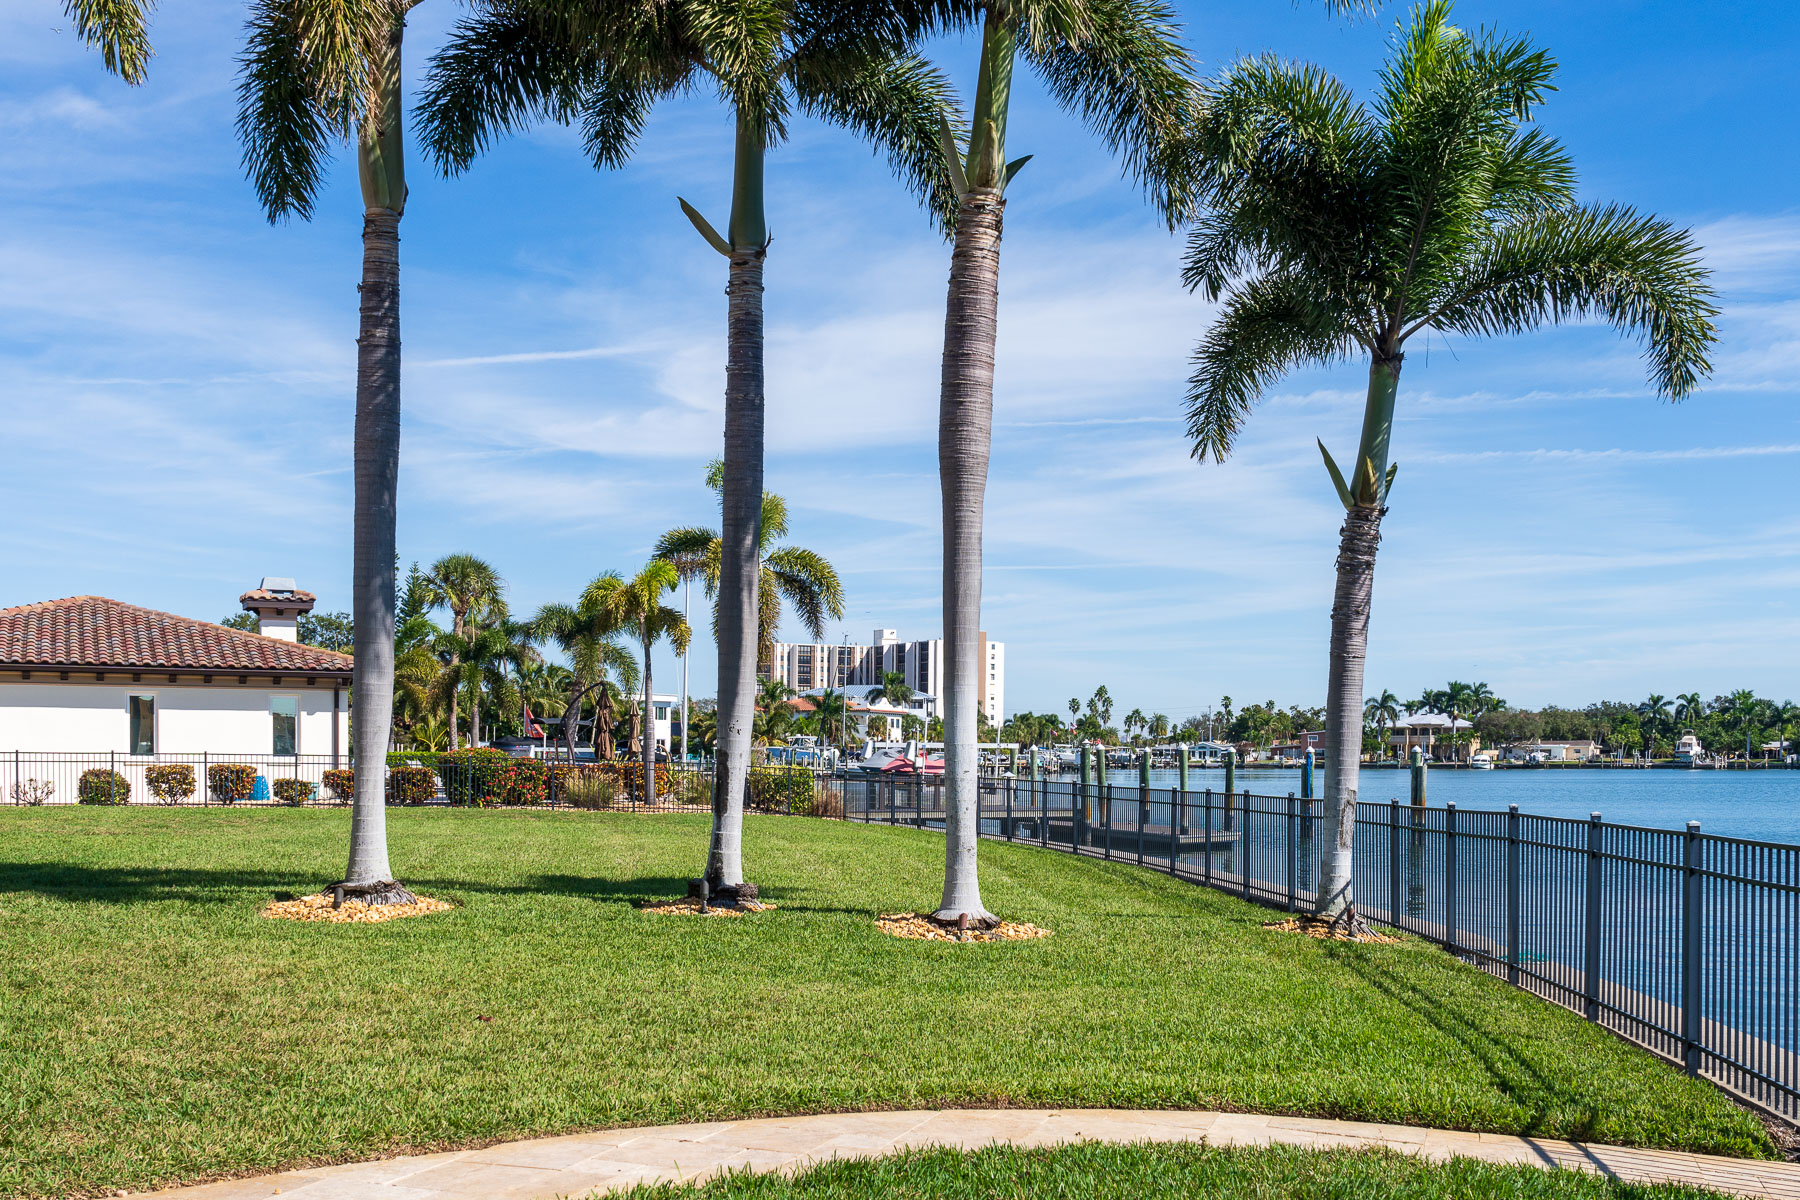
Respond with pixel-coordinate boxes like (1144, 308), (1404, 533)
(261, 892), (453, 924)
(639, 897), (777, 917)
(1263, 916), (1399, 944)
(876, 912), (1052, 943)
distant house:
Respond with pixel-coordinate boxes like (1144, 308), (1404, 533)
(1388, 714), (1481, 762)
(0, 581), (351, 758)
(1501, 739), (1601, 763)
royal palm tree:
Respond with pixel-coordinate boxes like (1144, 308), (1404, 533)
(1182, 0), (1716, 931)
(420, 0), (958, 898)
(928, 0), (1198, 928)
(585, 564), (691, 804)
(533, 596), (640, 757)
(238, 0), (427, 903)
(656, 462), (845, 676)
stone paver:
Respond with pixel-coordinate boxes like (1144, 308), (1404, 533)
(134, 1110), (1800, 1200)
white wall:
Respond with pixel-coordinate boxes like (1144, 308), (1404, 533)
(0, 680), (348, 756)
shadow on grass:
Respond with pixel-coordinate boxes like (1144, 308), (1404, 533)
(1325, 943), (1596, 1140)
(0, 863), (693, 906)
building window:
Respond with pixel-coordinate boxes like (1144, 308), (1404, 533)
(128, 695), (155, 755)
(655, 705), (669, 721)
(271, 695), (299, 756)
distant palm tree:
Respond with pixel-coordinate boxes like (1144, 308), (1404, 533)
(585, 564), (691, 805)
(872, 670), (916, 710)
(1676, 692), (1706, 727)
(1149, 713), (1171, 741)
(56, 0), (155, 83)
(811, 688), (849, 746)
(1365, 690), (1401, 758)
(433, 619), (538, 747)
(656, 462), (844, 674)
(238, 0), (423, 902)
(755, 678), (799, 747)
(1638, 693), (1673, 757)
(1183, 1), (1716, 929)
(420, 554), (508, 748)
(420, 0), (958, 900)
(1123, 708), (1148, 743)
(532, 596), (640, 758)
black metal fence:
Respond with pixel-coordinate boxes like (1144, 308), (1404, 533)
(836, 773), (1800, 1123)
(3, 752), (828, 815)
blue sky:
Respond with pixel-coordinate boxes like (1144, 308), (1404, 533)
(4, 0), (1798, 723)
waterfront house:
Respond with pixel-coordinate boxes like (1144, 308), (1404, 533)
(1501, 739), (1601, 764)
(1388, 715), (1481, 762)
(0, 581), (351, 758)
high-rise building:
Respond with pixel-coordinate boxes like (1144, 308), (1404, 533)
(766, 628), (1005, 723)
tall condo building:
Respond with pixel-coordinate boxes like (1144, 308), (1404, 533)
(766, 628), (1005, 723)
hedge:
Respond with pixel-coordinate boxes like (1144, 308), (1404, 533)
(748, 766), (815, 814)
(145, 764), (195, 804)
(271, 778), (316, 806)
(207, 764), (257, 804)
(434, 749), (547, 807)
(385, 766), (437, 806)
(321, 769), (354, 802)
(77, 768), (130, 805)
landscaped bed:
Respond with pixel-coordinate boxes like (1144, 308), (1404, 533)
(616, 1141), (1739, 1200)
(0, 808), (1776, 1198)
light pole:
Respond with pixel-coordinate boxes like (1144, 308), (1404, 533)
(679, 576), (690, 763)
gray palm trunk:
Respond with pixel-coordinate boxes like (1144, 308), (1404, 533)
(933, 188), (1004, 926)
(343, 20), (410, 900)
(641, 633), (656, 805)
(706, 247), (765, 889)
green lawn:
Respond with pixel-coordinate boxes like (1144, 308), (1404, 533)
(0, 809), (1774, 1199)
(618, 1142), (1733, 1200)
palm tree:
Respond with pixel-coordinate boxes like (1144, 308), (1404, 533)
(60, 0), (155, 82)
(754, 677), (799, 747)
(811, 688), (849, 746)
(433, 618), (539, 746)
(532, 596), (640, 758)
(420, 0), (958, 898)
(1365, 689), (1400, 758)
(1149, 712), (1170, 741)
(872, 670), (916, 710)
(1182, 0), (1716, 931)
(1123, 708), (1147, 743)
(928, 0), (1198, 929)
(1676, 692), (1706, 727)
(238, 0), (425, 903)
(585, 564), (691, 805)
(656, 462), (845, 676)
(1638, 693), (1673, 757)
(417, 554), (508, 748)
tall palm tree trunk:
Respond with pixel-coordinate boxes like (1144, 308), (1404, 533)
(343, 20), (411, 902)
(642, 633), (656, 805)
(705, 112), (767, 894)
(933, 187), (1003, 927)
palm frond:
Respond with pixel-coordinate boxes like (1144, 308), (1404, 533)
(687, 0), (789, 141)
(1422, 203), (1717, 399)
(764, 545), (844, 641)
(1185, 269), (1359, 461)
(65, 0), (155, 84)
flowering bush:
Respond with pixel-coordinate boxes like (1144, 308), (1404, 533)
(434, 749), (547, 807)
(386, 766), (437, 805)
(77, 768), (130, 805)
(207, 764), (257, 804)
(272, 778), (316, 806)
(145, 764), (196, 804)
(10, 778), (53, 806)
(748, 767), (816, 815)
(321, 769), (355, 802)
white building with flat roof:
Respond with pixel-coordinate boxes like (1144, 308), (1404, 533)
(769, 628), (1005, 723)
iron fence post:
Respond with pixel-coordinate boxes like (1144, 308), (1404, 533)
(1005, 774), (1014, 842)
(1286, 792), (1298, 912)
(1445, 802), (1458, 953)
(1243, 794), (1253, 902)
(1389, 800), (1401, 928)
(1104, 779), (1114, 860)
(1506, 804), (1521, 985)
(1204, 788), (1213, 886)
(1585, 812), (1603, 1022)
(1169, 788), (1180, 876)
(203, 751), (209, 806)
(1136, 785), (1146, 866)
(1683, 820), (1703, 1076)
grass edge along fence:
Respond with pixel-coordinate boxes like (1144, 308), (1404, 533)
(835, 772), (1800, 1127)
(4, 751), (827, 815)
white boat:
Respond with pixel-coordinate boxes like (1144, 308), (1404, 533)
(1469, 752), (1496, 770)
(1674, 733), (1705, 766)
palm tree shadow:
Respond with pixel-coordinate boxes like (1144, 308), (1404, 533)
(1325, 944), (1600, 1140)
(0, 863), (692, 906)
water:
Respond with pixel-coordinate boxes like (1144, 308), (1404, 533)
(1106, 766), (1800, 846)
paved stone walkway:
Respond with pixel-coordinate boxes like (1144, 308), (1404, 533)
(139, 1109), (1800, 1200)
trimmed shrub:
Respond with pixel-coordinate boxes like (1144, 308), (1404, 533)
(207, 763), (257, 804)
(10, 778), (53, 806)
(555, 767), (619, 810)
(145, 764), (196, 805)
(77, 768), (130, 805)
(664, 767), (714, 808)
(272, 778), (316, 806)
(321, 769), (354, 803)
(748, 766), (815, 815)
(385, 766), (437, 806)
(386, 751), (442, 769)
(434, 749), (547, 807)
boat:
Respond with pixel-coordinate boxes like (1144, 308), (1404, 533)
(853, 739), (944, 775)
(1469, 752), (1496, 770)
(1674, 733), (1705, 766)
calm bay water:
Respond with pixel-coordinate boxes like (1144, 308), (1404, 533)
(1108, 766), (1800, 846)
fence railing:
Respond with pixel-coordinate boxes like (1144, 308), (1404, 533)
(834, 772), (1800, 1123)
(3, 752), (828, 815)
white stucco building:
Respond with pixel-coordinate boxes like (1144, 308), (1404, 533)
(769, 628), (1006, 723)
(0, 582), (352, 759)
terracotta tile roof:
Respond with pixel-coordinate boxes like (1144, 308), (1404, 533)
(239, 587), (317, 605)
(0, 596), (353, 675)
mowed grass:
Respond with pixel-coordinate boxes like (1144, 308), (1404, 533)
(0, 809), (1774, 1198)
(621, 1142), (1737, 1200)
